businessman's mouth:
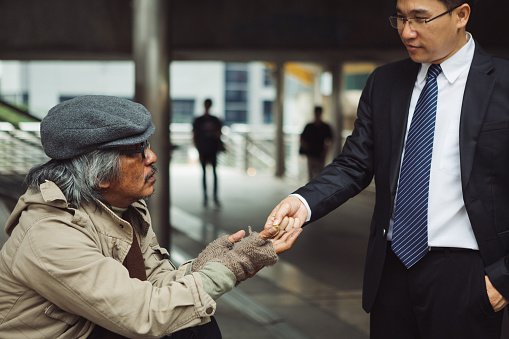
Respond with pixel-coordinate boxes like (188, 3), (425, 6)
(405, 44), (419, 52)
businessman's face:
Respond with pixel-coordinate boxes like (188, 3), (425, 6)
(395, 0), (470, 64)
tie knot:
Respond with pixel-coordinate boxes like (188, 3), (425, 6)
(426, 64), (442, 81)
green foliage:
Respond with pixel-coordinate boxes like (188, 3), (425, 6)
(0, 103), (38, 126)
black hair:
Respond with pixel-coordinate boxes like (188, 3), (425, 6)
(438, 0), (474, 9)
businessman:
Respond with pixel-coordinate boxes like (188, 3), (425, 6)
(265, 0), (509, 338)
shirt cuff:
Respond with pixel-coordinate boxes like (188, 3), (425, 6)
(289, 193), (311, 222)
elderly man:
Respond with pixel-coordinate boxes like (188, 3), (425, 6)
(0, 95), (301, 338)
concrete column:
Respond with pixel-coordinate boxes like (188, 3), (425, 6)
(329, 62), (344, 157)
(133, 0), (171, 248)
(273, 62), (285, 177)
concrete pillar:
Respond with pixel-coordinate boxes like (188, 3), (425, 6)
(329, 62), (344, 157)
(273, 62), (285, 177)
(133, 0), (171, 248)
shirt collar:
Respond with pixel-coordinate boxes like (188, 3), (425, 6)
(417, 32), (475, 85)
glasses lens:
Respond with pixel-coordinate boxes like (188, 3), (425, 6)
(116, 141), (148, 158)
(389, 16), (402, 29)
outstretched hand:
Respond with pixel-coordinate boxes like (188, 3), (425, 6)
(227, 229), (246, 243)
(259, 226), (303, 254)
(263, 196), (308, 240)
(192, 229), (246, 272)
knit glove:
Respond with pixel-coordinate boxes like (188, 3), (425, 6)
(211, 232), (278, 283)
(191, 235), (234, 272)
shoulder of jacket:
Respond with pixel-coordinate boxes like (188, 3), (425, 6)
(373, 58), (418, 76)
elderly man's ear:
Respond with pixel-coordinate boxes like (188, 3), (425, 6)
(98, 181), (111, 190)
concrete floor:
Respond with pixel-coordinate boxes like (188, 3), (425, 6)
(169, 164), (373, 338)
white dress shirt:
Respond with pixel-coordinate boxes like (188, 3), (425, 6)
(297, 33), (479, 250)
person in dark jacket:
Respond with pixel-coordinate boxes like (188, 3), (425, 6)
(300, 106), (333, 180)
(192, 98), (224, 207)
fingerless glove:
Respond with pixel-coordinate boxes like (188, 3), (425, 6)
(191, 235), (234, 272)
(211, 232), (278, 283)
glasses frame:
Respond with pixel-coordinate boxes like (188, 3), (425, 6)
(389, 3), (463, 30)
(116, 140), (151, 159)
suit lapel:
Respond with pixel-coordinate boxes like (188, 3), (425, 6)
(460, 46), (495, 188)
(389, 61), (420, 198)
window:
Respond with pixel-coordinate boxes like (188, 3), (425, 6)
(225, 109), (247, 124)
(225, 69), (248, 83)
(345, 73), (370, 91)
(263, 68), (274, 87)
(224, 63), (249, 125)
(262, 100), (273, 124)
(172, 99), (195, 123)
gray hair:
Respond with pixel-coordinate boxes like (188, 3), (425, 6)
(25, 150), (121, 207)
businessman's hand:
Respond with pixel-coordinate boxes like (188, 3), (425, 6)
(263, 196), (308, 241)
(259, 226), (303, 254)
(485, 276), (508, 312)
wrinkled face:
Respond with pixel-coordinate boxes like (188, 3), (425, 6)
(100, 143), (158, 208)
(395, 0), (470, 64)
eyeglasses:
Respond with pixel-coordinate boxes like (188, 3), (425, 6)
(389, 3), (463, 30)
(116, 140), (151, 159)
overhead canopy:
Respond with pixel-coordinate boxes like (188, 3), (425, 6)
(1, 0), (507, 62)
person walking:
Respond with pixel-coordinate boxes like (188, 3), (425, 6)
(193, 98), (224, 207)
(264, 1), (509, 338)
(300, 106), (333, 180)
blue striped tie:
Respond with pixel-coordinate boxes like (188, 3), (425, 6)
(391, 64), (442, 268)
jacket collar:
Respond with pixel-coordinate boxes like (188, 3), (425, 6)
(389, 60), (420, 198)
(5, 180), (150, 237)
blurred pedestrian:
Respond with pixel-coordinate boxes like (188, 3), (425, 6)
(299, 106), (333, 180)
(193, 98), (224, 207)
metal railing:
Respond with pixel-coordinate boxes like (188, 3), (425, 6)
(0, 122), (305, 180)
(170, 123), (304, 178)
(0, 122), (48, 176)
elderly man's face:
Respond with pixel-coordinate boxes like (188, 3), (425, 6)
(100, 145), (158, 208)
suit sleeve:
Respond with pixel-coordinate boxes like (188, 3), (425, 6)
(295, 71), (377, 222)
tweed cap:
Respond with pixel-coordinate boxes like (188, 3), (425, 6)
(40, 95), (155, 160)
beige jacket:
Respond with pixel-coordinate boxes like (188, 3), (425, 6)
(0, 181), (216, 338)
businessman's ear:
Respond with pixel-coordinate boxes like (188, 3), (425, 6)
(455, 3), (470, 29)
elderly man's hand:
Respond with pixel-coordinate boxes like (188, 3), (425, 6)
(259, 226), (303, 254)
(192, 230), (245, 272)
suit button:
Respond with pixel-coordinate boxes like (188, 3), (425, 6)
(383, 229), (387, 237)
(205, 307), (214, 315)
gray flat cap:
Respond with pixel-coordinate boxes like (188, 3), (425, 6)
(40, 95), (155, 159)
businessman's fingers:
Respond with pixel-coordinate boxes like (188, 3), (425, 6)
(264, 196), (304, 229)
(273, 228), (303, 254)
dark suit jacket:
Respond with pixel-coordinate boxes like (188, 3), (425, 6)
(295, 44), (509, 312)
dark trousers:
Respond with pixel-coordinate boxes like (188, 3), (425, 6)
(200, 156), (218, 201)
(370, 246), (504, 339)
(161, 316), (222, 339)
